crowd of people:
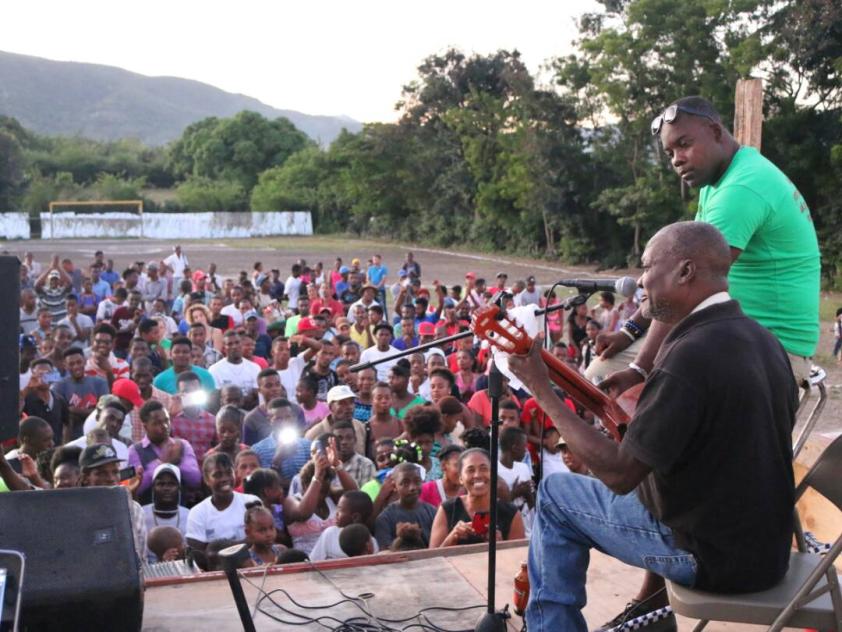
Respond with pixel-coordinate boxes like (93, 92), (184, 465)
(7, 246), (624, 574)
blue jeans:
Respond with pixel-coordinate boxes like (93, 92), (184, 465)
(526, 472), (698, 632)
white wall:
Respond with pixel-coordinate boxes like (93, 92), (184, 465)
(38, 211), (312, 239)
(0, 213), (31, 239)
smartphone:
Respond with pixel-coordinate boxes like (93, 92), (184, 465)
(472, 512), (490, 538)
(119, 466), (136, 482)
(0, 550), (24, 632)
(43, 370), (61, 385)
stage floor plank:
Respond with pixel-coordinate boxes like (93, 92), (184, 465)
(143, 542), (768, 631)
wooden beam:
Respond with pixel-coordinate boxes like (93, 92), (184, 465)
(733, 78), (764, 149)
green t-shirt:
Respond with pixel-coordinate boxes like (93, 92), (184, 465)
(695, 147), (820, 357)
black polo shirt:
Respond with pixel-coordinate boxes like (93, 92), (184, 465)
(625, 300), (796, 592)
(22, 392), (70, 441)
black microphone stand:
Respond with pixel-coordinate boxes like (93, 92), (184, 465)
(474, 359), (509, 632)
(219, 543), (257, 632)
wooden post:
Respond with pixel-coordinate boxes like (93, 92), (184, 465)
(734, 78), (763, 149)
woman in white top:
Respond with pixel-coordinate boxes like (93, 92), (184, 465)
(186, 453), (260, 550)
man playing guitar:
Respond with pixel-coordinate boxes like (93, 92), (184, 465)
(507, 221), (797, 632)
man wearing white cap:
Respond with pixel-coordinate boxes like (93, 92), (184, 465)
(141, 463), (189, 538)
(304, 385), (367, 455)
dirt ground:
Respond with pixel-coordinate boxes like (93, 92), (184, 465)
(4, 235), (840, 433)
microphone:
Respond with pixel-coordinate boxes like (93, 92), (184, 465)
(557, 276), (637, 297)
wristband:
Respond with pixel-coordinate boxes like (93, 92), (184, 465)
(620, 328), (636, 343)
(623, 320), (644, 339)
(628, 362), (649, 380)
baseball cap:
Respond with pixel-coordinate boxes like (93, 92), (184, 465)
(351, 258), (361, 266)
(147, 261), (159, 270)
(111, 378), (143, 409)
(48, 270), (60, 279)
(297, 317), (319, 333)
(153, 462), (181, 484)
(267, 320), (285, 332)
(465, 272), (476, 280)
(362, 284), (378, 293)
(339, 265), (350, 274)
(19, 334), (36, 350)
(327, 385), (356, 404)
(418, 322), (436, 336)
(527, 275), (536, 284)
(443, 298), (456, 308)
(79, 444), (121, 471)
(243, 310), (259, 320)
(496, 272), (508, 279)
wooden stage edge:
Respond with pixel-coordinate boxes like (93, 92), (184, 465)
(143, 434), (840, 631)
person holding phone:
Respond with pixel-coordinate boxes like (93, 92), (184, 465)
(22, 358), (70, 443)
(429, 448), (524, 547)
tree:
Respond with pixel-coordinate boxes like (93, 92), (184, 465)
(175, 177), (247, 212)
(0, 129), (24, 211)
(168, 111), (313, 191)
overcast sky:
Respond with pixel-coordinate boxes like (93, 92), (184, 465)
(1, 0), (599, 122)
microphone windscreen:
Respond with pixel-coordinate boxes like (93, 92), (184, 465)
(614, 276), (638, 298)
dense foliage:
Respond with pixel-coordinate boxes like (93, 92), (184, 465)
(0, 0), (839, 282)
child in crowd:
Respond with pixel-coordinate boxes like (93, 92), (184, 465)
(309, 491), (378, 561)
(243, 468), (290, 546)
(580, 320), (602, 371)
(286, 452), (356, 555)
(388, 523), (427, 552)
(541, 426), (568, 477)
(147, 525), (187, 563)
(49, 445), (81, 489)
(402, 406), (442, 481)
(560, 437), (589, 475)
(205, 405), (249, 461)
(339, 523), (375, 558)
(296, 376), (330, 427)
(497, 427), (534, 511)
(244, 501), (286, 565)
(419, 444), (464, 508)
(233, 449), (260, 491)
(374, 462), (437, 549)
(186, 453), (261, 551)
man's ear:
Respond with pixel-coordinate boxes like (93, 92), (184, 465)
(710, 122), (724, 143)
(677, 259), (696, 284)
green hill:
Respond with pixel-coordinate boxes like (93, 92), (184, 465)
(0, 50), (361, 146)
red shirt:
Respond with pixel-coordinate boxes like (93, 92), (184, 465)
(520, 396), (576, 461)
(170, 410), (217, 461)
(468, 390), (522, 427)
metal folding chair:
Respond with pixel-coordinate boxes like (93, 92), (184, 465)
(666, 433), (842, 631)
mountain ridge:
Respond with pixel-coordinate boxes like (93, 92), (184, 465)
(0, 50), (362, 146)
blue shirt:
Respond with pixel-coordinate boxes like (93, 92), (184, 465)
(367, 265), (388, 287)
(251, 436), (312, 481)
(92, 279), (112, 301)
(101, 270), (120, 287)
(152, 365), (216, 394)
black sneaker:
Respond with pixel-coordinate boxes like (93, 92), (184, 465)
(593, 600), (677, 632)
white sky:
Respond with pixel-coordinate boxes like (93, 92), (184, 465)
(0, 0), (599, 122)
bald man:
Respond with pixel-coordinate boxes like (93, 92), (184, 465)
(509, 222), (797, 632)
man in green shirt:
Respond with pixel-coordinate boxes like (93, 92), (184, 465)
(594, 96), (819, 391)
(591, 96), (820, 631)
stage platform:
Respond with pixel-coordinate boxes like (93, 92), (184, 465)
(143, 540), (768, 631)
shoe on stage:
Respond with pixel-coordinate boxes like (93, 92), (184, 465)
(592, 599), (676, 632)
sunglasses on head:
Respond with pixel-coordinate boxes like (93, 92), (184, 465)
(651, 104), (718, 136)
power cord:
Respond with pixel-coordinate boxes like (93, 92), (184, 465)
(235, 562), (485, 632)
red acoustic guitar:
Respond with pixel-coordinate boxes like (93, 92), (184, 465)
(471, 304), (636, 443)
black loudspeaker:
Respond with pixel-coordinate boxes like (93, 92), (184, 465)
(0, 487), (144, 631)
(0, 256), (20, 442)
